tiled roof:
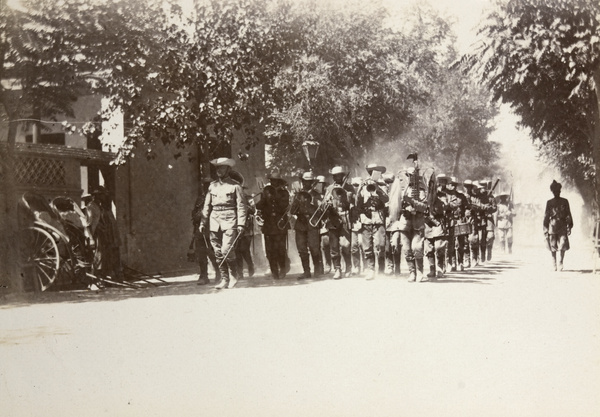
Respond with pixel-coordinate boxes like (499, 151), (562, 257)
(0, 142), (116, 162)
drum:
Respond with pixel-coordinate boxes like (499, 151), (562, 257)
(453, 222), (471, 236)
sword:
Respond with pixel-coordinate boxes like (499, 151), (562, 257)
(218, 228), (244, 268)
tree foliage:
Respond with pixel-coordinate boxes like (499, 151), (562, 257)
(398, 67), (500, 180)
(470, 0), (600, 207)
(265, 1), (448, 172)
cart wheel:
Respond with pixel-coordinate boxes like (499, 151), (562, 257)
(20, 227), (61, 291)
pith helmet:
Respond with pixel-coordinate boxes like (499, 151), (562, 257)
(382, 173), (395, 184)
(436, 174), (449, 184)
(330, 165), (348, 175)
(350, 177), (363, 187)
(210, 157), (235, 167)
(302, 171), (315, 181)
(366, 163), (386, 173)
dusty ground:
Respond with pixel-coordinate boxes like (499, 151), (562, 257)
(1, 241), (599, 417)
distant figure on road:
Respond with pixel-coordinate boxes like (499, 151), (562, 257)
(496, 193), (515, 254)
(543, 180), (573, 271)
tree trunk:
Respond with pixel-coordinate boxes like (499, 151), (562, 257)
(0, 0), (23, 292)
(0, 113), (23, 292)
(451, 145), (463, 178)
(592, 65), (600, 216)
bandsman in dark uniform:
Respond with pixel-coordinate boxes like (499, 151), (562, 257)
(316, 175), (332, 274)
(201, 158), (247, 289)
(235, 176), (256, 280)
(293, 171), (323, 279)
(256, 169), (290, 279)
(468, 181), (497, 265)
(445, 177), (469, 271)
(325, 165), (354, 279)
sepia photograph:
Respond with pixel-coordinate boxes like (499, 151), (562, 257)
(1, 0), (599, 415)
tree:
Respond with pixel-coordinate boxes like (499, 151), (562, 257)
(396, 66), (501, 180)
(264, 1), (441, 173)
(106, 0), (304, 163)
(0, 0), (173, 289)
(469, 0), (600, 213)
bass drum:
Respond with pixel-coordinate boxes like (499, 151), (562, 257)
(453, 222), (472, 236)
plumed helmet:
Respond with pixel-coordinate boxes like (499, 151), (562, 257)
(550, 180), (562, 192)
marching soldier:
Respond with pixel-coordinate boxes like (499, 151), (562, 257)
(356, 163), (388, 280)
(349, 177), (364, 275)
(235, 180), (256, 280)
(468, 181), (497, 265)
(325, 165), (354, 279)
(201, 158), (248, 289)
(396, 156), (429, 282)
(383, 173), (402, 276)
(496, 193), (515, 254)
(483, 180), (498, 261)
(445, 177), (469, 271)
(463, 179), (477, 268)
(256, 168), (290, 280)
(543, 180), (573, 271)
(294, 171), (323, 279)
(316, 175), (332, 274)
(192, 191), (220, 285)
(424, 174), (449, 279)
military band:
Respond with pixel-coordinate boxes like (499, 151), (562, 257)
(196, 151), (517, 288)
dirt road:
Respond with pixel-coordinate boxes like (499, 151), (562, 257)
(1, 243), (599, 417)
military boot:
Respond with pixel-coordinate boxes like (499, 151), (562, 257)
(214, 279), (228, 289)
(407, 258), (416, 282)
(215, 260), (229, 289)
(436, 253), (445, 278)
(415, 258), (425, 282)
(298, 255), (311, 279)
(426, 256), (436, 279)
(227, 260), (239, 289)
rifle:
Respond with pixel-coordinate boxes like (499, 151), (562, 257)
(488, 178), (500, 197)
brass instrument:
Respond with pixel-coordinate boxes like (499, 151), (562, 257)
(277, 190), (313, 230)
(365, 178), (378, 193)
(309, 174), (349, 228)
(255, 210), (264, 227)
(277, 193), (299, 230)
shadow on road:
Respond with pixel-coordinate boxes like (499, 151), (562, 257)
(0, 258), (527, 308)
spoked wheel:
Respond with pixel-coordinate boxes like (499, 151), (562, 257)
(20, 227), (61, 291)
